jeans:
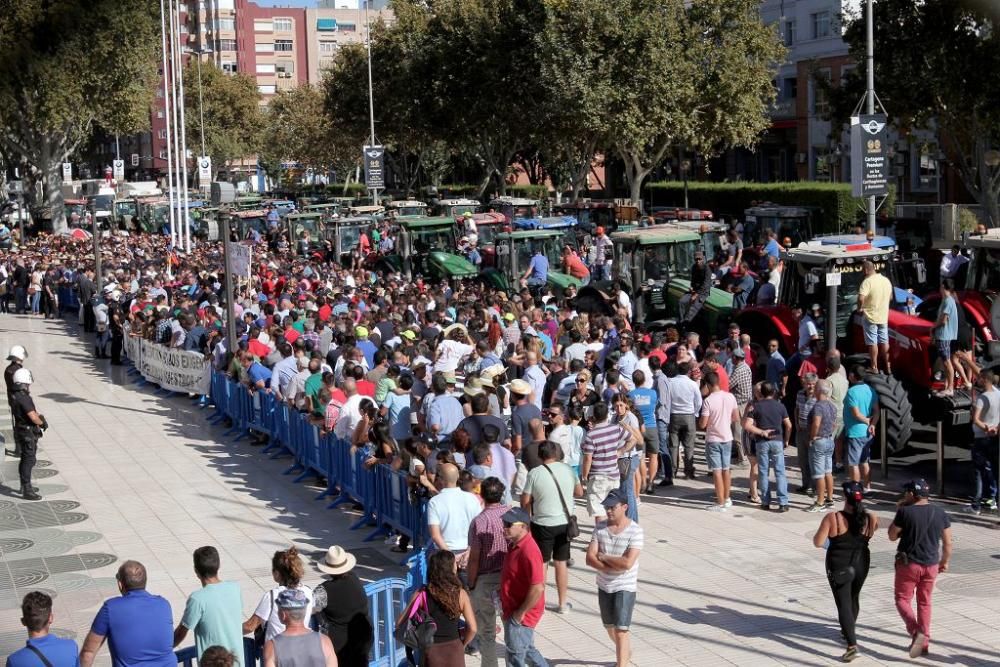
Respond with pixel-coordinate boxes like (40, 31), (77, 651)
(617, 452), (640, 522)
(30, 290), (40, 314)
(14, 287), (26, 314)
(756, 439), (789, 507)
(657, 420), (672, 482)
(504, 619), (548, 667)
(971, 437), (998, 508)
(894, 561), (938, 643)
(669, 414), (697, 475)
(593, 264), (611, 281)
(795, 427), (813, 487)
(471, 572), (502, 667)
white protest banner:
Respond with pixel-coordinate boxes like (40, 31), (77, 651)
(139, 339), (211, 394)
(228, 241), (251, 277)
(122, 325), (142, 368)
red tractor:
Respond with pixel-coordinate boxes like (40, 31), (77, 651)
(736, 241), (967, 454)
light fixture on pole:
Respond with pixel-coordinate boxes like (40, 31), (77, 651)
(159, 0), (177, 249)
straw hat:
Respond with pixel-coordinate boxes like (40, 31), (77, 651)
(316, 546), (357, 575)
(509, 378), (532, 396)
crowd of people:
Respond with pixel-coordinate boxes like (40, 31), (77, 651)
(0, 218), (979, 666)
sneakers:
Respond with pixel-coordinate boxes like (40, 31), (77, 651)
(841, 646), (859, 662)
(723, 498), (733, 508)
(554, 603), (571, 615)
(804, 503), (827, 513)
(963, 505), (982, 515)
(909, 632), (927, 659)
(464, 645), (480, 657)
(984, 499), (998, 512)
(706, 504), (727, 512)
(824, 500), (836, 510)
(778, 506), (790, 513)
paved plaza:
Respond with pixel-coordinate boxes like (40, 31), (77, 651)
(0, 314), (998, 666)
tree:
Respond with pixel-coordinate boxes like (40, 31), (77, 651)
(834, 0), (1000, 225)
(0, 0), (161, 230)
(184, 62), (262, 182)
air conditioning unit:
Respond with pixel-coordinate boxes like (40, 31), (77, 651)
(211, 181), (236, 206)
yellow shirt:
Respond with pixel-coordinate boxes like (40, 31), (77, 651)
(859, 273), (892, 325)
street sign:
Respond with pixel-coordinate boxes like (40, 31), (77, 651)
(363, 145), (385, 189)
(227, 241), (251, 277)
(850, 114), (889, 197)
(198, 156), (212, 182)
(113, 159), (125, 181)
(131, 153), (140, 167)
(62, 162), (72, 182)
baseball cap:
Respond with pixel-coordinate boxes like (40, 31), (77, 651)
(276, 589), (309, 609)
(501, 507), (530, 525)
(904, 478), (931, 498)
(601, 489), (628, 509)
(355, 326), (369, 338)
(400, 329), (417, 341)
(842, 480), (864, 502)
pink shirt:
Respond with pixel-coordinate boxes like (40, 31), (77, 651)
(700, 390), (738, 443)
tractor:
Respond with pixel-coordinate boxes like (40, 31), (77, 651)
(386, 199), (428, 218)
(455, 212), (507, 267)
(437, 198), (482, 218)
(285, 212), (324, 256)
(482, 229), (583, 296)
(368, 216), (478, 283)
(735, 241), (966, 455)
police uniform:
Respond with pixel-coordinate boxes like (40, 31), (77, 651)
(4, 359), (21, 456)
(11, 386), (41, 497)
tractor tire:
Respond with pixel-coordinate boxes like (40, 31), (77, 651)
(864, 372), (913, 456)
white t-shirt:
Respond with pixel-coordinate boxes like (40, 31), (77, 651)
(593, 521), (643, 593)
(334, 394), (374, 439)
(549, 423), (585, 467)
(798, 316), (818, 353)
(434, 340), (474, 374)
(426, 488), (483, 552)
(253, 584), (314, 642)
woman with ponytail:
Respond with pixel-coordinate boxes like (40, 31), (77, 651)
(243, 546), (314, 643)
(812, 480), (879, 663)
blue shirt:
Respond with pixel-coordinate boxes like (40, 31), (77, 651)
(357, 339), (378, 369)
(428, 394), (464, 441)
(843, 383), (877, 439)
(382, 391), (412, 441)
(90, 590), (174, 667)
(763, 238), (781, 260)
(766, 350), (786, 385)
(6, 634), (80, 667)
(938, 295), (958, 342)
(528, 252), (548, 282)
(247, 362), (272, 388)
(629, 388), (657, 427)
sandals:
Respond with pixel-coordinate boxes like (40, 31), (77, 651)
(748, 493), (761, 504)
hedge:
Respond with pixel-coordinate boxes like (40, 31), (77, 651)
(435, 184), (549, 201)
(645, 181), (896, 234)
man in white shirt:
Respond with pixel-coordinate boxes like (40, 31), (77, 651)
(939, 245), (969, 280)
(426, 463), (482, 558)
(797, 307), (820, 354)
(667, 361), (703, 480)
(334, 379), (371, 440)
(522, 351), (547, 411)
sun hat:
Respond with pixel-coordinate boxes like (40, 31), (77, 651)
(316, 546), (357, 575)
(509, 378), (532, 395)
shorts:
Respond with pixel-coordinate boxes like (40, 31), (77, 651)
(598, 589), (636, 630)
(705, 441), (732, 471)
(530, 522), (571, 562)
(642, 430), (658, 456)
(586, 474), (620, 518)
(934, 339), (955, 360)
(847, 436), (872, 466)
(863, 317), (889, 346)
(809, 437), (835, 478)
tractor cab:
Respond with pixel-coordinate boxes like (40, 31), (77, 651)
(455, 212), (507, 267)
(815, 234), (927, 308)
(663, 220), (729, 266)
(286, 212), (324, 255)
(483, 229), (583, 295)
(488, 197), (540, 225)
(743, 204), (814, 262)
(113, 199), (139, 231)
(191, 206), (222, 240)
(385, 216), (477, 282)
(610, 225), (732, 332)
(234, 195), (263, 211)
(386, 200), (428, 218)
(438, 198), (481, 218)
(229, 209), (268, 241)
(323, 216), (375, 265)
(513, 216), (582, 249)
(551, 201), (619, 233)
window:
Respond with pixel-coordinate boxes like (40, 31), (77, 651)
(156, 110), (164, 119)
(812, 69), (831, 116)
(254, 20), (272, 32)
(317, 18), (337, 31)
(158, 129), (168, 139)
(215, 18), (235, 31)
(216, 0), (234, 9)
(256, 63), (276, 75)
(275, 61), (294, 75)
(338, 22), (356, 32)
(255, 42), (274, 53)
(159, 149), (168, 159)
(319, 41), (338, 53)
(915, 148), (940, 192)
(783, 20), (795, 46)
(216, 38), (236, 51)
(221, 61), (237, 73)
(156, 88), (164, 98)
(811, 11), (830, 39)
(258, 84), (276, 95)
(274, 39), (293, 52)
(273, 18), (292, 31)
(783, 77), (798, 100)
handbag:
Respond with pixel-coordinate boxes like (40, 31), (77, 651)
(395, 589), (437, 650)
(252, 589), (274, 649)
(543, 464), (580, 540)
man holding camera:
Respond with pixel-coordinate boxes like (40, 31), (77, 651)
(888, 479), (953, 659)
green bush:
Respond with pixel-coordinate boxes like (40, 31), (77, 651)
(645, 181), (873, 233)
(324, 183), (368, 197)
(507, 184), (548, 200)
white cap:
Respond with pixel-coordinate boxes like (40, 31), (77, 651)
(7, 345), (27, 361)
(12, 368), (32, 385)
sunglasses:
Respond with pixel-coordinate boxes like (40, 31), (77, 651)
(577, 378), (587, 383)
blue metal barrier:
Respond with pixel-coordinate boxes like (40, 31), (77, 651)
(365, 577), (409, 667)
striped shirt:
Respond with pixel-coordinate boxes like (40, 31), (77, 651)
(795, 390), (818, 429)
(583, 420), (628, 476)
(468, 504), (511, 575)
(594, 520), (643, 593)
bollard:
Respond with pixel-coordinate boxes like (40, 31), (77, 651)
(880, 408), (888, 480)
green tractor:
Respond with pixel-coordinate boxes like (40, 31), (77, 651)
(611, 225), (733, 333)
(286, 212), (324, 256)
(368, 216), (478, 282)
(482, 229), (583, 296)
(323, 216), (376, 265)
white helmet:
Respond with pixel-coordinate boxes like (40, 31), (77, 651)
(7, 345), (26, 361)
(12, 368), (32, 385)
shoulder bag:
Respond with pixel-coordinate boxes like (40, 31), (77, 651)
(252, 588), (275, 649)
(543, 464), (580, 540)
(25, 645), (53, 667)
(395, 588), (437, 650)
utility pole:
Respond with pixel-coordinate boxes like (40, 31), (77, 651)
(865, 0), (876, 235)
(172, 0), (192, 252)
(160, 0), (177, 247)
(365, 1), (378, 205)
(223, 237), (236, 354)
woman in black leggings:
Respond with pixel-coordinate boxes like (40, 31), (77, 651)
(813, 480), (879, 663)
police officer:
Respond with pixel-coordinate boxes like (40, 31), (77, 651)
(4, 344), (27, 457)
(10, 368), (46, 500)
(109, 290), (126, 365)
